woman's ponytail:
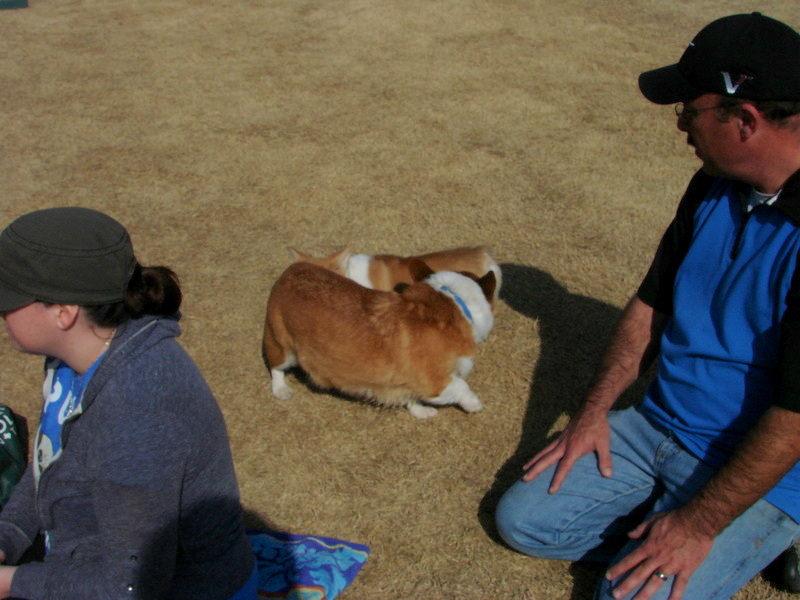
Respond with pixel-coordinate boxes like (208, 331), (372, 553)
(125, 265), (182, 318)
(85, 264), (182, 327)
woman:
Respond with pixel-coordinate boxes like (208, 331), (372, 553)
(0, 207), (256, 599)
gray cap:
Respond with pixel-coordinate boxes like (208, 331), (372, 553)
(0, 207), (137, 312)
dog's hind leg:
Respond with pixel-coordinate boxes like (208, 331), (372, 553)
(455, 357), (473, 378)
(269, 355), (297, 400)
(426, 376), (483, 413)
(262, 322), (297, 400)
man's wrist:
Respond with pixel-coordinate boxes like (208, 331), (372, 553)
(674, 499), (728, 539)
(582, 397), (613, 414)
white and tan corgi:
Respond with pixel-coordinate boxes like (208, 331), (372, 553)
(263, 260), (496, 418)
(288, 245), (502, 302)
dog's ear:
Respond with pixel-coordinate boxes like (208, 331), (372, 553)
(327, 247), (353, 275)
(288, 247), (310, 262)
(477, 271), (497, 304)
(408, 259), (435, 282)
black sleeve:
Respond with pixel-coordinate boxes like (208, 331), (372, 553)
(637, 170), (714, 315)
(776, 254), (800, 413)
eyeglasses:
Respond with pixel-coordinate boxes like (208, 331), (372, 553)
(674, 102), (725, 121)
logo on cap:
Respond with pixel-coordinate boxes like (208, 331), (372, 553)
(722, 71), (754, 94)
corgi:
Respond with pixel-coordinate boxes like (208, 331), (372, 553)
(263, 260), (496, 418)
(288, 245), (502, 302)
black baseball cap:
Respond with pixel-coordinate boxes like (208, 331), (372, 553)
(639, 12), (800, 104)
(0, 207), (137, 312)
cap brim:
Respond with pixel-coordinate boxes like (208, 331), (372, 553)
(638, 63), (703, 105)
(0, 282), (35, 313)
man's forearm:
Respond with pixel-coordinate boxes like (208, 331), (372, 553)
(680, 406), (800, 537)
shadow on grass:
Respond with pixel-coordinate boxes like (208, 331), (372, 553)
(480, 263), (648, 599)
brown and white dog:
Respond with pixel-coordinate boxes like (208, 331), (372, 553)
(289, 246), (502, 302)
(263, 260), (496, 418)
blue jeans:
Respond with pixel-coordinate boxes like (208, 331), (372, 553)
(495, 407), (800, 600)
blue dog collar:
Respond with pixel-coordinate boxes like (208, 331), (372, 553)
(438, 285), (473, 323)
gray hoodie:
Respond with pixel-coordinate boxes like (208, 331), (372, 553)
(0, 315), (254, 599)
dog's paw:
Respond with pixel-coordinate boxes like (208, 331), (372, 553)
(448, 378), (483, 412)
(459, 392), (484, 413)
(430, 376), (483, 413)
(272, 385), (293, 401)
(408, 403), (438, 419)
(271, 370), (294, 400)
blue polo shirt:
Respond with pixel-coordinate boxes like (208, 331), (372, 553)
(638, 170), (800, 522)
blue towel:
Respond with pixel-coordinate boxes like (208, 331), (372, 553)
(247, 530), (370, 599)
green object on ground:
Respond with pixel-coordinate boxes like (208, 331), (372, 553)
(0, 0), (28, 8)
(0, 405), (26, 507)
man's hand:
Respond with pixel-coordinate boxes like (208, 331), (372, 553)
(605, 509), (713, 600)
(522, 402), (613, 492)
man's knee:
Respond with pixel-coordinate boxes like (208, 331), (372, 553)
(495, 484), (565, 559)
(495, 475), (635, 563)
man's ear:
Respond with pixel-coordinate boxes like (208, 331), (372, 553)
(738, 103), (760, 141)
(53, 304), (81, 331)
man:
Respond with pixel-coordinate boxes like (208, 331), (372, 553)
(495, 12), (800, 600)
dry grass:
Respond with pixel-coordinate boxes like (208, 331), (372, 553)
(2, 1), (800, 598)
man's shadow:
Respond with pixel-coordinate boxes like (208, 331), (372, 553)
(480, 263), (649, 597)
